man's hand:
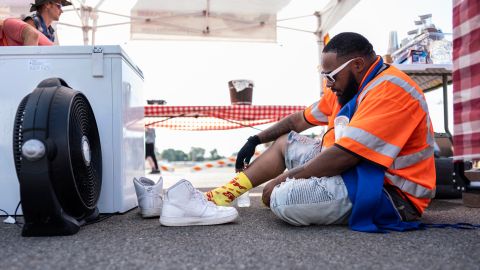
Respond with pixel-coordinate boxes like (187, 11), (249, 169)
(235, 135), (261, 172)
(262, 174), (288, 207)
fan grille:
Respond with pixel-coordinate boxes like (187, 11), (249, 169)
(13, 95), (29, 175)
(69, 95), (101, 209)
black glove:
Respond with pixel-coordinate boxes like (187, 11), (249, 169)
(235, 135), (261, 171)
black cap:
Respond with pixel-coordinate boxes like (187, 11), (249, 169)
(30, 0), (72, 12)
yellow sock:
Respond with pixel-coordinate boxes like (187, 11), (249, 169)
(205, 172), (253, 206)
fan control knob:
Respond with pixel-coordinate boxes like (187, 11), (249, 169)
(22, 139), (46, 161)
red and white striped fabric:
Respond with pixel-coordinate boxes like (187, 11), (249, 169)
(144, 105), (305, 130)
(453, 0), (480, 160)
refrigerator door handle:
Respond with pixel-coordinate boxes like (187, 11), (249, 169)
(92, 47), (104, 78)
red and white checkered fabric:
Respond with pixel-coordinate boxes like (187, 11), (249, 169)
(144, 105), (305, 130)
(453, 0), (480, 160)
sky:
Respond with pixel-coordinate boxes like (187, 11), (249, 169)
(51, 0), (453, 157)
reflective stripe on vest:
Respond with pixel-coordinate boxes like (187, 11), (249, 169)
(357, 73), (435, 169)
(307, 101), (328, 123)
(385, 172), (436, 199)
(352, 72), (435, 199)
(391, 146), (434, 170)
(359, 75), (429, 113)
(343, 126), (400, 158)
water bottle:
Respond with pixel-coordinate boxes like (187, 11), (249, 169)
(236, 191), (251, 207)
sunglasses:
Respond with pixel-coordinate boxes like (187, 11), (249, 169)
(321, 57), (360, 83)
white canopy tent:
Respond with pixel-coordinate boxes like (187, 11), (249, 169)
(0, 0), (31, 19)
(1, 0), (359, 94)
(130, 0), (290, 42)
(1, 0), (359, 46)
(313, 0), (360, 52)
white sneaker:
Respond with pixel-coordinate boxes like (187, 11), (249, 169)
(133, 177), (163, 218)
(159, 179), (239, 226)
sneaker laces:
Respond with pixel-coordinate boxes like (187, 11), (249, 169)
(191, 187), (216, 207)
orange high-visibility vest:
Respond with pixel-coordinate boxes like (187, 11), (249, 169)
(304, 65), (436, 213)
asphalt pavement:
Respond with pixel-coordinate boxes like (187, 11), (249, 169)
(1, 186), (480, 270)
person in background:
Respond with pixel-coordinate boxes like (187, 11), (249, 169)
(23, 0), (72, 43)
(0, 18), (53, 46)
(145, 127), (160, 174)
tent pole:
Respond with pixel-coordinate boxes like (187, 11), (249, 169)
(80, 5), (90, 45)
(204, 0), (211, 34)
(314, 11), (324, 97)
(92, 10), (98, 45)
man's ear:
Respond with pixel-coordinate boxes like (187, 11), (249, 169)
(352, 58), (366, 73)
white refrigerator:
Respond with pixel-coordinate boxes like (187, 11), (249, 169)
(0, 45), (145, 214)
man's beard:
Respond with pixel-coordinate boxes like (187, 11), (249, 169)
(338, 72), (359, 106)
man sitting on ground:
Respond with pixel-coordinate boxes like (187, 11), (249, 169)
(137, 32), (435, 230)
(202, 32), (436, 231)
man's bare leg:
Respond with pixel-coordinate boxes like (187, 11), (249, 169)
(206, 134), (288, 205)
(242, 134), (288, 187)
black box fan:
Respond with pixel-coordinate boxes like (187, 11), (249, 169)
(13, 78), (102, 236)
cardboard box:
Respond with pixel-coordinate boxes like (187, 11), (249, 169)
(407, 49), (428, 64)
